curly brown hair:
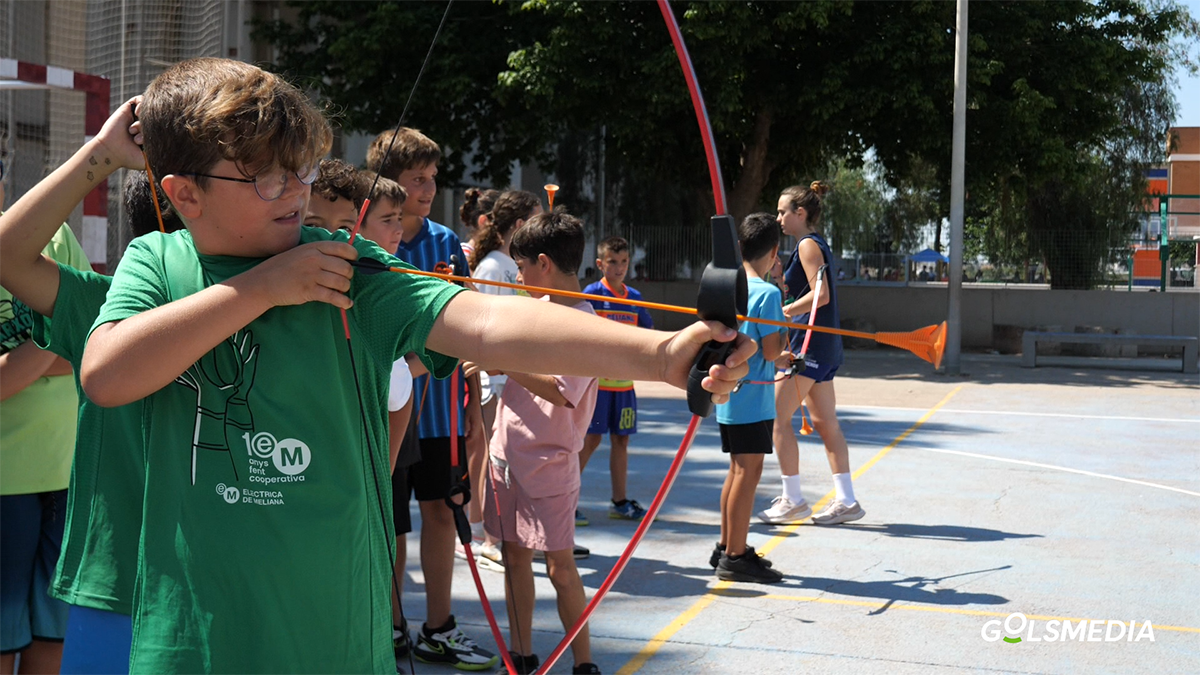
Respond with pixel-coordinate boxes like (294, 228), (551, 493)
(312, 159), (367, 207)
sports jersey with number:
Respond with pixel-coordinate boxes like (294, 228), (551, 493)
(583, 278), (654, 391)
(90, 227), (462, 673)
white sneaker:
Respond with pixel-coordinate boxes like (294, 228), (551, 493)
(477, 541), (504, 573)
(756, 495), (813, 524)
(811, 500), (865, 525)
(454, 541), (476, 561)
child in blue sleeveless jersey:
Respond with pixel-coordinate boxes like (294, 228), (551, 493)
(759, 181), (865, 527)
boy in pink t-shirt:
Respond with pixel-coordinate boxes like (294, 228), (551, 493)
(483, 211), (600, 675)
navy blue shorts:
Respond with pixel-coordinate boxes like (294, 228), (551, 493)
(588, 389), (637, 436)
(795, 356), (840, 384)
(60, 605), (132, 674)
(1, 491), (70, 652)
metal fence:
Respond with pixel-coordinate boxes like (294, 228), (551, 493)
(610, 223), (1197, 292)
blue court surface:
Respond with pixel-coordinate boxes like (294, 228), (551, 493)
(403, 351), (1199, 674)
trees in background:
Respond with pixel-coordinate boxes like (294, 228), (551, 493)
(257, 0), (1198, 289)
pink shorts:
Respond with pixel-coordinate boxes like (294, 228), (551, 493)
(483, 461), (578, 552)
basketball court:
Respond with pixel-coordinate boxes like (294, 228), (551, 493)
(398, 350), (1199, 674)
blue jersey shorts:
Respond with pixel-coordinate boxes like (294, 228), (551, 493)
(1, 491), (69, 653)
(795, 355), (839, 384)
(60, 605), (132, 674)
(588, 389), (638, 436)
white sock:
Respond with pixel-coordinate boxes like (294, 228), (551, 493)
(832, 473), (855, 505)
(782, 475), (803, 503)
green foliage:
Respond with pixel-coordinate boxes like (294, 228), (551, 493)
(255, 0), (1199, 287)
(822, 156), (887, 256)
(253, 0), (551, 185)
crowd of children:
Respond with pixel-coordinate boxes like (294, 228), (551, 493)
(0, 56), (872, 674)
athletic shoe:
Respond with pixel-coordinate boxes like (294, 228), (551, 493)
(575, 508), (589, 527)
(609, 499), (647, 520)
(756, 496), (812, 524)
(709, 543), (772, 569)
(811, 500), (866, 525)
(413, 617), (499, 671)
(533, 544), (590, 561)
(477, 541), (505, 573)
(393, 621), (412, 658)
(717, 551), (784, 584)
(573, 663), (602, 674)
(709, 542), (724, 569)
(508, 652), (540, 675)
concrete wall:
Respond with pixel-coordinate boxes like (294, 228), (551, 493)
(637, 281), (1200, 351)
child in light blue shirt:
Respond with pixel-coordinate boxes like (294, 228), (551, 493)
(713, 213), (789, 584)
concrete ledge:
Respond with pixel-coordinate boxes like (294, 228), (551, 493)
(1022, 331), (1198, 373)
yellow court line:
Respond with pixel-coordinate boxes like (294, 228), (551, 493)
(708, 590), (1200, 634)
(616, 387), (964, 675)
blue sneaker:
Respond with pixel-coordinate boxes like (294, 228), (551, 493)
(575, 508), (589, 527)
(608, 499), (647, 520)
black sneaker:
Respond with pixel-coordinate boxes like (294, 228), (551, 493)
(393, 621), (412, 657)
(709, 542), (725, 569)
(508, 651), (540, 675)
(573, 663), (602, 674)
(717, 551), (784, 584)
(413, 616), (499, 671)
(711, 543), (773, 569)
(743, 545), (774, 568)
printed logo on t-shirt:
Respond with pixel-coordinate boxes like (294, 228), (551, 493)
(172, 329), (310, 507)
(0, 298), (34, 354)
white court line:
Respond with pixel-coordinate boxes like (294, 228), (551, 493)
(842, 404), (1200, 425)
(904, 445), (1200, 498)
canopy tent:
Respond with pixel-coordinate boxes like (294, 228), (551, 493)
(909, 247), (949, 264)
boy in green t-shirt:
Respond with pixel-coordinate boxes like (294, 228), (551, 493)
(0, 217), (86, 673)
(61, 58), (751, 673)
(0, 114), (186, 674)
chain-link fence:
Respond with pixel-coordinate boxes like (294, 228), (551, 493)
(600, 220), (1200, 291)
(2, 0), (228, 269)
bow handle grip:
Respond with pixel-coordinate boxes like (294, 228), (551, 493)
(687, 215), (748, 417)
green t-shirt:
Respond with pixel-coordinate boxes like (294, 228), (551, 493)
(31, 264), (143, 613)
(91, 227), (463, 673)
(1, 223), (90, 495)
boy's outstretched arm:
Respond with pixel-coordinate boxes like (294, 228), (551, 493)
(81, 241), (358, 407)
(0, 98), (144, 317)
(426, 293), (754, 403)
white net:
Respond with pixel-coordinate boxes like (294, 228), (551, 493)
(1, 0), (226, 268)
(88, 0), (226, 264)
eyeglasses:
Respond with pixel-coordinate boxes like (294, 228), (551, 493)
(184, 165), (318, 201)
